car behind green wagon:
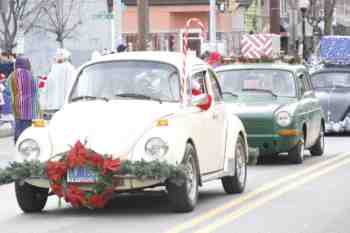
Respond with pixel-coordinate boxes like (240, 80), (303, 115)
(215, 64), (325, 164)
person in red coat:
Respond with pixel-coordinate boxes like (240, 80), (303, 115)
(191, 80), (212, 111)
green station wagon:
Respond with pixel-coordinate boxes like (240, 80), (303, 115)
(215, 64), (325, 164)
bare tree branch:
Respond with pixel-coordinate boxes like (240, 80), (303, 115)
(0, 0), (51, 53)
(37, 0), (84, 48)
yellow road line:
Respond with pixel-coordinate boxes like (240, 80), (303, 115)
(194, 156), (350, 233)
(165, 153), (349, 233)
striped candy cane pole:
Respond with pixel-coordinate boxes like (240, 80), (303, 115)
(182, 18), (206, 105)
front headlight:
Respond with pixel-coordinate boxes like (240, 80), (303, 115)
(18, 139), (40, 159)
(276, 111), (292, 127)
(145, 137), (169, 158)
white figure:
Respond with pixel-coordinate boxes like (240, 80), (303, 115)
(42, 49), (77, 113)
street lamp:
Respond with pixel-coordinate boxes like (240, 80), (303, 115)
(299, 0), (309, 61)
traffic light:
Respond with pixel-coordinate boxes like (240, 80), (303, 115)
(106, 0), (114, 13)
(217, 0), (226, 12)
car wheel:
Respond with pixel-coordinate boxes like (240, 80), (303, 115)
(310, 124), (325, 156)
(288, 139), (305, 164)
(15, 181), (48, 213)
(257, 154), (277, 165)
(221, 135), (247, 194)
(167, 143), (199, 212)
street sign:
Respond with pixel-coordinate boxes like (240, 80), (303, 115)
(92, 11), (114, 20)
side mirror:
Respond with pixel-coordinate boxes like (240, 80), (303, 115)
(192, 93), (212, 111)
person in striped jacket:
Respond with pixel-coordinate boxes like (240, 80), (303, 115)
(6, 57), (40, 143)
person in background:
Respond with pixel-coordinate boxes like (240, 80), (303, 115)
(200, 51), (210, 62)
(207, 52), (222, 68)
(117, 44), (127, 53)
(6, 57), (40, 143)
(41, 48), (76, 119)
(0, 73), (5, 117)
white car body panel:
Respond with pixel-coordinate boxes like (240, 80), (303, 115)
(16, 52), (247, 189)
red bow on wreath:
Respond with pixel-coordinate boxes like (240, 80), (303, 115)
(47, 140), (121, 209)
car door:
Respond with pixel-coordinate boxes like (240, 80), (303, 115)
(205, 69), (227, 171)
(297, 72), (317, 148)
(189, 70), (219, 174)
(305, 71), (323, 145)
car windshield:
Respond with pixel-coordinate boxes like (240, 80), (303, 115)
(311, 72), (350, 88)
(217, 69), (296, 97)
(70, 61), (180, 102)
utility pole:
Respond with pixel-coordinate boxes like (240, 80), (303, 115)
(115, 0), (123, 46)
(269, 0), (280, 34)
(209, 0), (217, 51)
(138, 0), (149, 51)
(0, 0), (9, 13)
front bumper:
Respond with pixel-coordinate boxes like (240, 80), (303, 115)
(247, 134), (301, 156)
(24, 176), (164, 192)
(326, 117), (350, 133)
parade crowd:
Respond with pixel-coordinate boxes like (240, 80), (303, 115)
(0, 49), (76, 143)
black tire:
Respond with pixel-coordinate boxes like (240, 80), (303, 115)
(257, 154), (276, 165)
(167, 144), (199, 212)
(310, 124), (325, 156)
(288, 140), (305, 164)
(15, 181), (48, 213)
(221, 135), (247, 194)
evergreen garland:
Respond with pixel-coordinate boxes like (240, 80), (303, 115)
(0, 160), (186, 186)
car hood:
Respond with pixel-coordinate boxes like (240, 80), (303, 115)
(315, 88), (350, 122)
(226, 98), (294, 135)
(228, 98), (293, 118)
(49, 100), (179, 157)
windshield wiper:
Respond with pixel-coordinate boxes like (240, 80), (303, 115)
(115, 93), (162, 103)
(71, 96), (109, 102)
(222, 91), (239, 97)
(241, 88), (278, 98)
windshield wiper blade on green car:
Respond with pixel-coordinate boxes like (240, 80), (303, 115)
(222, 91), (239, 97)
(241, 88), (278, 98)
(71, 96), (109, 102)
(115, 93), (162, 103)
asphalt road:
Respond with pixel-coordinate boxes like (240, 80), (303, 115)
(0, 136), (349, 233)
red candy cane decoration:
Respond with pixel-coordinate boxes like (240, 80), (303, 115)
(182, 18), (206, 105)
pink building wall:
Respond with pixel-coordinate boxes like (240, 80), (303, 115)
(122, 5), (232, 34)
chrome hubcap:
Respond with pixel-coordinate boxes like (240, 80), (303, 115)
(185, 156), (197, 201)
(320, 128), (325, 150)
(236, 143), (246, 185)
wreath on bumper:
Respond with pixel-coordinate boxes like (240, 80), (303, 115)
(47, 140), (121, 209)
(0, 140), (186, 209)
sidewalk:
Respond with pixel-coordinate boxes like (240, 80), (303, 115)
(0, 136), (15, 169)
(0, 122), (13, 138)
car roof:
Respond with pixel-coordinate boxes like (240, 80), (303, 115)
(82, 51), (207, 72)
(311, 66), (350, 75)
(215, 63), (307, 74)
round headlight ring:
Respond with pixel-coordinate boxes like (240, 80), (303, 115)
(276, 111), (292, 127)
(145, 137), (169, 158)
(18, 139), (40, 159)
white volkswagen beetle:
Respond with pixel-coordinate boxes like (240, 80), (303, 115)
(15, 52), (248, 212)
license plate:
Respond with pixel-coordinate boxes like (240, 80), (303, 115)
(67, 167), (97, 183)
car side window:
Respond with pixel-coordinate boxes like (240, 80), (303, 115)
(297, 74), (307, 96)
(208, 70), (223, 102)
(191, 71), (207, 94)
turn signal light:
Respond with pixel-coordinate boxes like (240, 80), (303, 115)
(32, 119), (46, 128)
(156, 119), (169, 127)
(277, 129), (302, 137)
